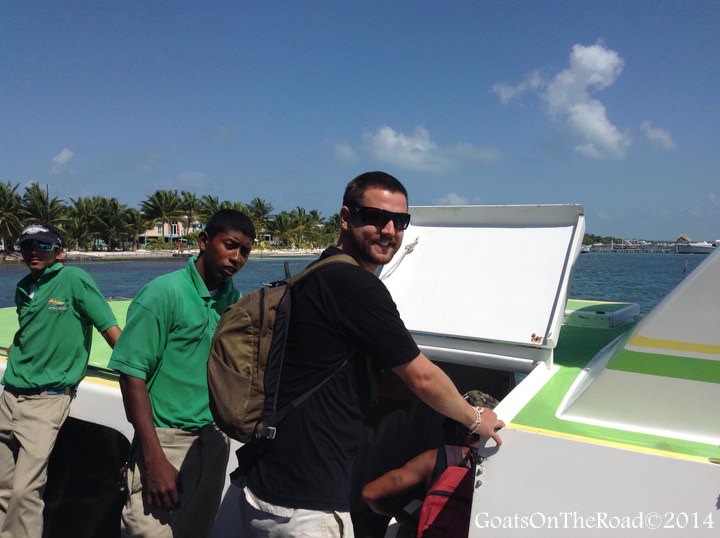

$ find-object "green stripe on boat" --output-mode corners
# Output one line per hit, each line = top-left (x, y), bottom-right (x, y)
(608, 347), (720, 384)
(511, 323), (720, 461)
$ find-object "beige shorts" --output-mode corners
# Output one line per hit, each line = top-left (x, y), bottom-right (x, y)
(0, 389), (72, 538)
(121, 424), (229, 538)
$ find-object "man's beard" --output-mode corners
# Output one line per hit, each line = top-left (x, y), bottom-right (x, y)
(348, 231), (399, 268)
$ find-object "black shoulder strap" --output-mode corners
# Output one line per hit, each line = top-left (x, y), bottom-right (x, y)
(429, 446), (449, 486)
(461, 447), (477, 469)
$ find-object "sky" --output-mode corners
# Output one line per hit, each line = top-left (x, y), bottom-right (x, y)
(1, 1), (718, 240)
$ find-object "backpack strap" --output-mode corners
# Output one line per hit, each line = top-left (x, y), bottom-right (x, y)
(429, 446), (449, 487)
(287, 252), (358, 287)
(256, 253), (359, 440)
(260, 358), (349, 439)
(459, 447), (477, 470)
(429, 445), (475, 485)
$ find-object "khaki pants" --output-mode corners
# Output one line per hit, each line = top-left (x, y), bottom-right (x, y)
(237, 481), (354, 538)
(122, 425), (230, 538)
(0, 389), (72, 538)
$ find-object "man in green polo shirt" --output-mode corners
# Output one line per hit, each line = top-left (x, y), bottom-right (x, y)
(109, 209), (255, 538)
(0, 223), (121, 538)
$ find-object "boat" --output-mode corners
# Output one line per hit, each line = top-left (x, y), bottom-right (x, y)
(1, 204), (718, 537)
(580, 244), (591, 253)
(676, 240), (716, 254)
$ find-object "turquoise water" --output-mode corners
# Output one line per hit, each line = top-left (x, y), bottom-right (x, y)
(0, 253), (708, 313)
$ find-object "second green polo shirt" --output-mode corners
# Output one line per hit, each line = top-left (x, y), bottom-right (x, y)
(4, 263), (117, 390)
(108, 257), (240, 431)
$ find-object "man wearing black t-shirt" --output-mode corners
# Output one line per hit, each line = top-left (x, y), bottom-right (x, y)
(238, 171), (504, 537)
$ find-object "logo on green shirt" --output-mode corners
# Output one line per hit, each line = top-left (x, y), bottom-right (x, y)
(47, 298), (68, 312)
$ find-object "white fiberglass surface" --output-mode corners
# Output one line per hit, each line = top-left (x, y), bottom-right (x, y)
(558, 366), (720, 446)
(626, 247), (720, 360)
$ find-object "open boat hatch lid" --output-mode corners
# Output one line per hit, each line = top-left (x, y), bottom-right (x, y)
(378, 204), (585, 372)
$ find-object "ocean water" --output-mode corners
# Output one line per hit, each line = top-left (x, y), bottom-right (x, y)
(0, 256), (314, 308)
(567, 252), (705, 313)
(0, 252), (708, 314)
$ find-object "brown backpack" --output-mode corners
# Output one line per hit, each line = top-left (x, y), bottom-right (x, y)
(207, 253), (358, 442)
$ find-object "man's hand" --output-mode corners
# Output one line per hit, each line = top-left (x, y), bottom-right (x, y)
(118, 374), (181, 511)
(472, 408), (505, 447)
(143, 455), (181, 509)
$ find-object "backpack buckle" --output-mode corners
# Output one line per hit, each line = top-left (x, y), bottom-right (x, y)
(261, 426), (277, 440)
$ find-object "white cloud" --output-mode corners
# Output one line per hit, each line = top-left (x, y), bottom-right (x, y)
(494, 42), (631, 160)
(177, 171), (210, 188)
(365, 126), (450, 172)
(435, 193), (470, 205)
(492, 71), (543, 104)
(334, 142), (358, 163)
(364, 126), (500, 173)
(51, 148), (74, 174)
(641, 121), (677, 150)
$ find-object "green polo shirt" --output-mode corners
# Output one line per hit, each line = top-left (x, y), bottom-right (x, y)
(108, 257), (239, 431)
(4, 263), (117, 390)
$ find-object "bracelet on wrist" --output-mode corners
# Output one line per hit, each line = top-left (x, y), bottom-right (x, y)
(468, 406), (485, 434)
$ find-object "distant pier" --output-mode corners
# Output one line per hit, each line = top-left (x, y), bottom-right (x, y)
(587, 241), (715, 254)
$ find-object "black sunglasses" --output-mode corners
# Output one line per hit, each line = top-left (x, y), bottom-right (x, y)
(348, 206), (411, 231)
(19, 240), (58, 252)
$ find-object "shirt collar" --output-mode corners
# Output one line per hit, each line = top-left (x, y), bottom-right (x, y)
(19, 262), (64, 291)
(185, 256), (234, 300)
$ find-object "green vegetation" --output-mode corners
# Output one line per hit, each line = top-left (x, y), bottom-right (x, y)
(583, 233), (624, 245)
(0, 181), (340, 252)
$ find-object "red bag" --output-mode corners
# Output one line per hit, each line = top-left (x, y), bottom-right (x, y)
(417, 448), (475, 538)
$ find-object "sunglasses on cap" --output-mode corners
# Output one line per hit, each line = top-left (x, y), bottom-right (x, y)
(19, 240), (58, 252)
(348, 206), (411, 231)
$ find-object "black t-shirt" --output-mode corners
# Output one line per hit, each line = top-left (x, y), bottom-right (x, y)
(246, 247), (420, 511)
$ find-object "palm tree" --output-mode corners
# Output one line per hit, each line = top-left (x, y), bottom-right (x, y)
(197, 195), (240, 221)
(125, 208), (149, 251)
(180, 191), (200, 238)
(95, 198), (128, 250)
(324, 213), (341, 235)
(20, 182), (66, 227)
(66, 196), (100, 250)
(318, 212), (341, 247)
(229, 201), (249, 216)
(248, 197), (273, 234)
(268, 211), (294, 247)
(198, 195), (222, 221)
(308, 209), (323, 225)
(140, 189), (182, 242)
(304, 209), (325, 247)
(0, 181), (23, 250)
(288, 207), (323, 247)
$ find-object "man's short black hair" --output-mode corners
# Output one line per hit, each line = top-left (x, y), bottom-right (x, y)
(342, 171), (408, 208)
(204, 209), (256, 240)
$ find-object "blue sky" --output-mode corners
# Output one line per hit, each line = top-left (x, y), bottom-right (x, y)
(2, 1), (718, 240)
